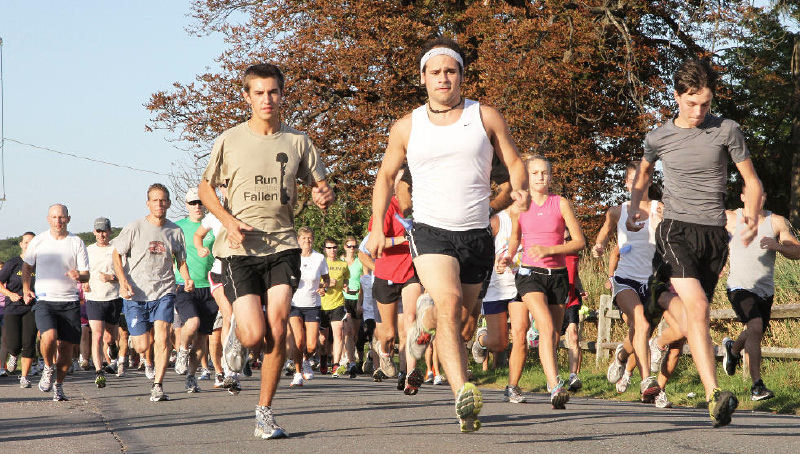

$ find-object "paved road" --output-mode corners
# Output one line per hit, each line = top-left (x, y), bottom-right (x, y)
(1, 368), (799, 453)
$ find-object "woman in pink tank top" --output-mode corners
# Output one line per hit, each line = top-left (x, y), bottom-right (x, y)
(503, 155), (585, 410)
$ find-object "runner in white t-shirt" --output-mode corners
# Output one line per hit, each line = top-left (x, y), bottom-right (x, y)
(287, 227), (329, 387)
(22, 204), (90, 402)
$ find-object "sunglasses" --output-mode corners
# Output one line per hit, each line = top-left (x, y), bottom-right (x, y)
(345, 244), (357, 248)
(325, 246), (337, 249)
(188, 201), (203, 206)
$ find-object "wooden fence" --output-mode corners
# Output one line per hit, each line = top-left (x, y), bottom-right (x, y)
(590, 294), (800, 376)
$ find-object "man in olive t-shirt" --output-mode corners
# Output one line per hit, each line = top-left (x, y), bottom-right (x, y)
(198, 63), (334, 440)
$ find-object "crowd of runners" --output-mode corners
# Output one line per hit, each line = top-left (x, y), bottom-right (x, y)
(2, 37), (800, 437)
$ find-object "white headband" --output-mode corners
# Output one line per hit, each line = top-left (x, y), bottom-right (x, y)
(419, 47), (464, 73)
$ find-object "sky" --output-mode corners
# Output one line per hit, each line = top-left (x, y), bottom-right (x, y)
(0, 1), (226, 238)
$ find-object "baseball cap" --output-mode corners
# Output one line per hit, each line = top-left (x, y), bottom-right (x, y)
(94, 217), (111, 232)
(185, 187), (201, 203)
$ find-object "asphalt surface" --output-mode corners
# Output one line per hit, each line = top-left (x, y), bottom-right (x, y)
(1, 367), (799, 453)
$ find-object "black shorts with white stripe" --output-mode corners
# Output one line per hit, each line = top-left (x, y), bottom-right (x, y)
(221, 249), (301, 304)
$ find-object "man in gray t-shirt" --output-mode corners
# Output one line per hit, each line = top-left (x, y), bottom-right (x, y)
(627, 59), (763, 428)
(113, 183), (192, 402)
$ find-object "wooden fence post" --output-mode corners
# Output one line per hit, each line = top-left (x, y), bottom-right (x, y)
(596, 294), (612, 366)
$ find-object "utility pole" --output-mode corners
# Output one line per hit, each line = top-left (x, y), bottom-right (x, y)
(790, 34), (799, 226)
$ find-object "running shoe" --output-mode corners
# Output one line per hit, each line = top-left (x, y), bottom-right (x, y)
(471, 326), (488, 364)
(290, 372), (304, 387)
(7, 354), (18, 372)
(722, 337), (740, 377)
(433, 375), (446, 386)
(568, 373), (582, 392)
(504, 385), (526, 404)
(649, 337), (665, 374)
(250, 358), (262, 370)
(374, 339), (397, 378)
(644, 275), (667, 325)
(362, 357), (374, 376)
(95, 370), (107, 389)
(243, 357), (253, 377)
(302, 359), (314, 381)
(549, 379), (569, 409)
(224, 315), (246, 373)
(150, 383), (169, 402)
(283, 359), (294, 377)
(640, 376), (660, 403)
(333, 364), (347, 378)
(372, 368), (387, 382)
(53, 383), (68, 401)
(708, 388), (738, 428)
(254, 405), (288, 439)
(750, 380), (775, 401)
(424, 371), (435, 384)
(615, 372), (631, 393)
(405, 368), (423, 395)
(39, 365), (54, 392)
(348, 363), (357, 379)
(198, 368), (211, 381)
(169, 349), (177, 367)
(607, 344), (625, 383)
(117, 359), (126, 378)
(20, 375), (31, 388)
(175, 348), (190, 375)
(186, 374), (200, 393)
(655, 389), (672, 408)
(104, 361), (118, 375)
(396, 371), (406, 391)
(455, 382), (483, 433)
(0, 368), (7, 377)
(145, 363), (156, 380)
(214, 373), (225, 388)
(225, 375), (241, 395)
(79, 355), (90, 371)
(68, 358), (78, 375)
(406, 294), (435, 361)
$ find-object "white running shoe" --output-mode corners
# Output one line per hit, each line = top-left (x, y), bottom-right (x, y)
(655, 389), (672, 408)
(174, 348), (190, 375)
(7, 354), (18, 372)
(302, 359), (314, 380)
(145, 363), (156, 380)
(406, 294), (435, 361)
(39, 365), (54, 392)
(224, 315), (246, 373)
(649, 337), (664, 374)
(290, 372), (304, 387)
(433, 375), (445, 386)
(616, 371), (631, 393)
(607, 344), (625, 383)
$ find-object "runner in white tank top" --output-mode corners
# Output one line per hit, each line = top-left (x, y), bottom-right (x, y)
(366, 37), (529, 433)
(723, 189), (800, 400)
(593, 163), (665, 403)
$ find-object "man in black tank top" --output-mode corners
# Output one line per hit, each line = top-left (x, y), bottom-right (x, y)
(367, 37), (529, 433)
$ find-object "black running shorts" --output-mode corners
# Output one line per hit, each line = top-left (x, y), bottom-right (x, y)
(320, 305), (346, 328)
(654, 219), (728, 301)
(34, 300), (82, 344)
(372, 275), (420, 304)
(560, 303), (580, 336)
(86, 298), (123, 325)
(408, 223), (494, 285)
(289, 306), (321, 323)
(175, 287), (219, 335)
(515, 266), (569, 306)
(727, 289), (773, 329)
(221, 249), (301, 304)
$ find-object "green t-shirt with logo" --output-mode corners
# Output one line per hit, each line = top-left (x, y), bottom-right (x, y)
(344, 257), (362, 301)
(175, 217), (215, 288)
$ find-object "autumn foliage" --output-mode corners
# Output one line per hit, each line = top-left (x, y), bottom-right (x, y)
(146, 1), (800, 235)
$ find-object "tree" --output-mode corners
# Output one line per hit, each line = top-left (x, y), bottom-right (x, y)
(146, 0), (799, 235)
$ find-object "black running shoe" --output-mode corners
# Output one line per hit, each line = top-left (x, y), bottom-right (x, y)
(722, 337), (740, 377)
(348, 364), (357, 379)
(396, 371), (406, 391)
(750, 380), (775, 401)
(708, 388), (738, 428)
(372, 369), (386, 382)
(405, 368), (423, 396)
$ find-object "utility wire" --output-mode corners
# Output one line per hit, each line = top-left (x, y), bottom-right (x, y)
(5, 138), (171, 176)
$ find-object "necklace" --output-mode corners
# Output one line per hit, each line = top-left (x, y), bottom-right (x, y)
(427, 96), (463, 114)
